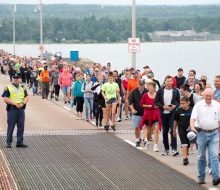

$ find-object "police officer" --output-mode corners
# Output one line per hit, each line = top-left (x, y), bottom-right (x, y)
(2, 73), (29, 148)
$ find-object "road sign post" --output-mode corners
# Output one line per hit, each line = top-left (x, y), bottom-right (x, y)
(128, 38), (140, 53)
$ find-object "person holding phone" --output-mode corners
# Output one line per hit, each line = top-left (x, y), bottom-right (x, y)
(154, 75), (180, 156)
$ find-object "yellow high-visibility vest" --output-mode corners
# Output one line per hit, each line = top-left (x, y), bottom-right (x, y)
(7, 84), (25, 104)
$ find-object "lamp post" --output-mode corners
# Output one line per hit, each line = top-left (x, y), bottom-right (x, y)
(40, 0), (43, 60)
(132, 0), (136, 69)
(13, 3), (16, 55)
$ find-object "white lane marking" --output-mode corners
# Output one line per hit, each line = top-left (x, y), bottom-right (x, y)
(124, 139), (143, 150)
(91, 121), (96, 125)
(63, 106), (71, 111)
(209, 188), (218, 190)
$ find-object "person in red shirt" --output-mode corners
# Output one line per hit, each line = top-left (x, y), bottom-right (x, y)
(122, 70), (132, 120)
(140, 82), (161, 152)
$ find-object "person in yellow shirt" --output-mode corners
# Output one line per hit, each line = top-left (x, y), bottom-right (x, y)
(2, 74), (29, 148)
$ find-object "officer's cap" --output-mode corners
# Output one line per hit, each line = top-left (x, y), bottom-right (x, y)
(12, 74), (21, 79)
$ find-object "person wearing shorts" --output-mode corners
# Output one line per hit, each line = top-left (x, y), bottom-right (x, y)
(129, 79), (147, 147)
(58, 65), (72, 104)
(102, 72), (120, 131)
(173, 96), (192, 165)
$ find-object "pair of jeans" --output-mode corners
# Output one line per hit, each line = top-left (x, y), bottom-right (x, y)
(7, 108), (25, 145)
(32, 81), (38, 95)
(42, 82), (49, 98)
(160, 112), (177, 150)
(197, 130), (219, 182)
(84, 97), (93, 119)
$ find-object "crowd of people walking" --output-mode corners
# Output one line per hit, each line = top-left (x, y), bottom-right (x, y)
(1, 49), (220, 185)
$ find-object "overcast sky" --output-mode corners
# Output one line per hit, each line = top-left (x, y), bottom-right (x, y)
(0, 0), (220, 5)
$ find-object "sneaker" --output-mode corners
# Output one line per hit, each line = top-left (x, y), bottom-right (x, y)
(213, 177), (220, 186)
(68, 101), (71, 104)
(197, 181), (205, 185)
(64, 101), (67, 104)
(125, 115), (130, 120)
(153, 144), (159, 152)
(116, 116), (121, 122)
(144, 141), (149, 149)
(209, 168), (212, 174)
(96, 121), (98, 127)
(104, 125), (109, 132)
(99, 123), (102, 127)
(6, 144), (11, 148)
(136, 141), (141, 147)
(162, 150), (169, 156)
(172, 150), (179, 157)
(183, 158), (189, 165)
(111, 125), (116, 131)
(16, 143), (28, 148)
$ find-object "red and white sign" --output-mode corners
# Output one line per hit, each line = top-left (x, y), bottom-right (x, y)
(128, 38), (140, 53)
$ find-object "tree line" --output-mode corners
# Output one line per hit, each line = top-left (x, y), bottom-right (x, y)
(0, 5), (220, 43)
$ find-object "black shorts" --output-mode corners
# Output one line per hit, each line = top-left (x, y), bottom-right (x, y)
(144, 120), (158, 126)
(178, 126), (190, 147)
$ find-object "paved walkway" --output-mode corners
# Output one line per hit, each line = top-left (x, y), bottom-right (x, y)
(0, 74), (216, 189)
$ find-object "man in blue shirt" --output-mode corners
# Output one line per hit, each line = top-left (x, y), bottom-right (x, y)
(214, 75), (220, 103)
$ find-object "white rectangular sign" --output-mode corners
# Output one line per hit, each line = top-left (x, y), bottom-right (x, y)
(128, 38), (140, 53)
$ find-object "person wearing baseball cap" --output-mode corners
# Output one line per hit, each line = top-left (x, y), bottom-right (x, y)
(175, 68), (186, 89)
(2, 72), (29, 148)
(129, 78), (147, 147)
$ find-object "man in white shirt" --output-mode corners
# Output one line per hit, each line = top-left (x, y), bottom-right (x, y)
(190, 88), (220, 186)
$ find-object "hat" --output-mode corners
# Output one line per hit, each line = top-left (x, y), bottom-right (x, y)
(187, 131), (197, 143)
(143, 65), (150, 69)
(147, 72), (154, 78)
(12, 73), (21, 79)
(132, 70), (139, 75)
(178, 68), (183, 72)
(95, 68), (99, 72)
(138, 79), (145, 86)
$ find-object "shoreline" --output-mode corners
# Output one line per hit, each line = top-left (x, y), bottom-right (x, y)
(1, 40), (220, 45)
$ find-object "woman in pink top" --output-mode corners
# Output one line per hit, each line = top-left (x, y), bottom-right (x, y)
(58, 65), (73, 104)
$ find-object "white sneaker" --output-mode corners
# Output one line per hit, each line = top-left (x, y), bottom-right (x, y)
(125, 115), (130, 120)
(144, 141), (149, 149)
(171, 150), (179, 157)
(116, 116), (121, 122)
(153, 144), (159, 152)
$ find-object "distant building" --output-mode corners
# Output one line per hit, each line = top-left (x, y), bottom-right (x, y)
(150, 30), (210, 42)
